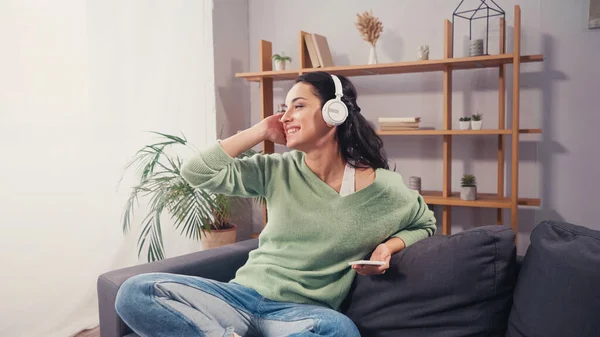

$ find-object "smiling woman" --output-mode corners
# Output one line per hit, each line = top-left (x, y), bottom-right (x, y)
(114, 71), (436, 337)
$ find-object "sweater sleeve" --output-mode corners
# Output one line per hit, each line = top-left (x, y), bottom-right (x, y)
(392, 191), (437, 247)
(180, 142), (268, 197)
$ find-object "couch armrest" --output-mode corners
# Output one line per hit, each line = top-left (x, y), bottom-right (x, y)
(97, 238), (258, 337)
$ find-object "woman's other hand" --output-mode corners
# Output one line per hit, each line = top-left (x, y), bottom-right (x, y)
(352, 244), (391, 276)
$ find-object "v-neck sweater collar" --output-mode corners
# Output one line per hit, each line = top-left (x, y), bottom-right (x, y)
(299, 153), (386, 201)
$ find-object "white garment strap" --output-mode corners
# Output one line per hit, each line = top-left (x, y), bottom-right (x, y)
(339, 163), (355, 196)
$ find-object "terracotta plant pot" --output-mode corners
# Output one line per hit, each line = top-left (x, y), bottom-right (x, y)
(461, 186), (477, 200)
(201, 223), (237, 249)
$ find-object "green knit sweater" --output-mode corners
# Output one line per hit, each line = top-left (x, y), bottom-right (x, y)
(181, 142), (436, 310)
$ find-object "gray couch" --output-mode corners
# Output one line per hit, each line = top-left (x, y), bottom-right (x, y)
(98, 221), (600, 337)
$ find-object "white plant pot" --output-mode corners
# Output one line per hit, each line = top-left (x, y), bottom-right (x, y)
(471, 120), (483, 130)
(459, 121), (471, 130)
(273, 60), (285, 71)
(461, 186), (477, 200)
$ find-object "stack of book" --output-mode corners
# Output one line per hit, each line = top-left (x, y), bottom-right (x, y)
(378, 117), (421, 131)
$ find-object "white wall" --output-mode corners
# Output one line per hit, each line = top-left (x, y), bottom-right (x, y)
(213, 0), (256, 240)
(242, 0), (600, 252)
(0, 1), (215, 336)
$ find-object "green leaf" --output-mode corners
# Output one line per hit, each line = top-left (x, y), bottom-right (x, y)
(137, 237), (147, 258)
(137, 215), (154, 259)
(151, 226), (165, 260)
(148, 131), (187, 145)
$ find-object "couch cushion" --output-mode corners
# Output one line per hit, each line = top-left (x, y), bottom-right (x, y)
(340, 225), (517, 337)
(506, 220), (600, 337)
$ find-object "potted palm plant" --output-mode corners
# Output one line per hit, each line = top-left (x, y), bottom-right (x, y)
(120, 131), (258, 262)
(272, 52), (292, 71)
(460, 174), (477, 201)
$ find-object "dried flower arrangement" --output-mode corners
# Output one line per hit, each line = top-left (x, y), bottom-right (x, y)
(355, 10), (383, 47)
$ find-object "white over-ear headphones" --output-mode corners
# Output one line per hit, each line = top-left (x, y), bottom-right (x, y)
(321, 74), (348, 126)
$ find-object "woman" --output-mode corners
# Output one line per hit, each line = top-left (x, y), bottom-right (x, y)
(115, 71), (436, 337)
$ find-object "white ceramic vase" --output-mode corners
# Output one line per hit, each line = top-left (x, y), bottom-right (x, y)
(460, 121), (471, 130)
(461, 186), (477, 200)
(418, 45), (430, 60)
(471, 120), (483, 130)
(368, 44), (378, 64)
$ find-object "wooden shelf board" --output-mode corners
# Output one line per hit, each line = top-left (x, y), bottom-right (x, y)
(377, 128), (541, 135)
(421, 190), (540, 208)
(237, 69), (299, 82)
(518, 128), (542, 134)
(235, 54), (544, 82)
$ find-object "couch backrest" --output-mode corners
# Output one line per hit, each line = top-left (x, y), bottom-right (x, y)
(506, 220), (600, 337)
(340, 225), (518, 337)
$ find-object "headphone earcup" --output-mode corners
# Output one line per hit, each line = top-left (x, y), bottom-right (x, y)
(322, 98), (348, 126)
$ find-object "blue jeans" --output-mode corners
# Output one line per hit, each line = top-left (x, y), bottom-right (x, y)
(115, 272), (361, 337)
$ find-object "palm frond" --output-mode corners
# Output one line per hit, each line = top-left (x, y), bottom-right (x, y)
(122, 187), (140, 234)
(137, 214), (155, 259)
(169, 184), (219, 238)
(148, 131), (187, 145)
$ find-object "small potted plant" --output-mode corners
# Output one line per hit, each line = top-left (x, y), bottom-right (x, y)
(460, 174), (477, 201)
(459, 116), (471, 130)
(471, 113), (483, 130)
(272, 52), (292, 71)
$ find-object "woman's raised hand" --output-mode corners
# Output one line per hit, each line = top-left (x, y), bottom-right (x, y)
(258, 114), (287, 145)
(219, 113), (286, 159)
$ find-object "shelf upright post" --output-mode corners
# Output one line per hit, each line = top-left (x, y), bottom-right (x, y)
(497, 17), (506, 226)
(442, 19), (453, 235)
(259, 40), (274, 227)
(511, 6), (522, 235)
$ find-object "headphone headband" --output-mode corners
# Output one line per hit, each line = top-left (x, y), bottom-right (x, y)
(331, 74), (343, 98)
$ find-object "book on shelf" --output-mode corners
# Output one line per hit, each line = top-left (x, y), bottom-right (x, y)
(380, 125), (420, 131)
(378, 117), (421, 130)
(303, 32), (334, 68)
(378, 117), (421, 123)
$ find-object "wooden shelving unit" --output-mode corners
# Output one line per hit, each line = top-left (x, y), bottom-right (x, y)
(236, 5), (542, 236)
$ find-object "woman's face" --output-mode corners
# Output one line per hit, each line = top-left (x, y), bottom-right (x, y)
(280, 82), (334, 151)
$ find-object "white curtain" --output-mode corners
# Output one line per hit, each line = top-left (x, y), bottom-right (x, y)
(0, 1), (215, 336)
